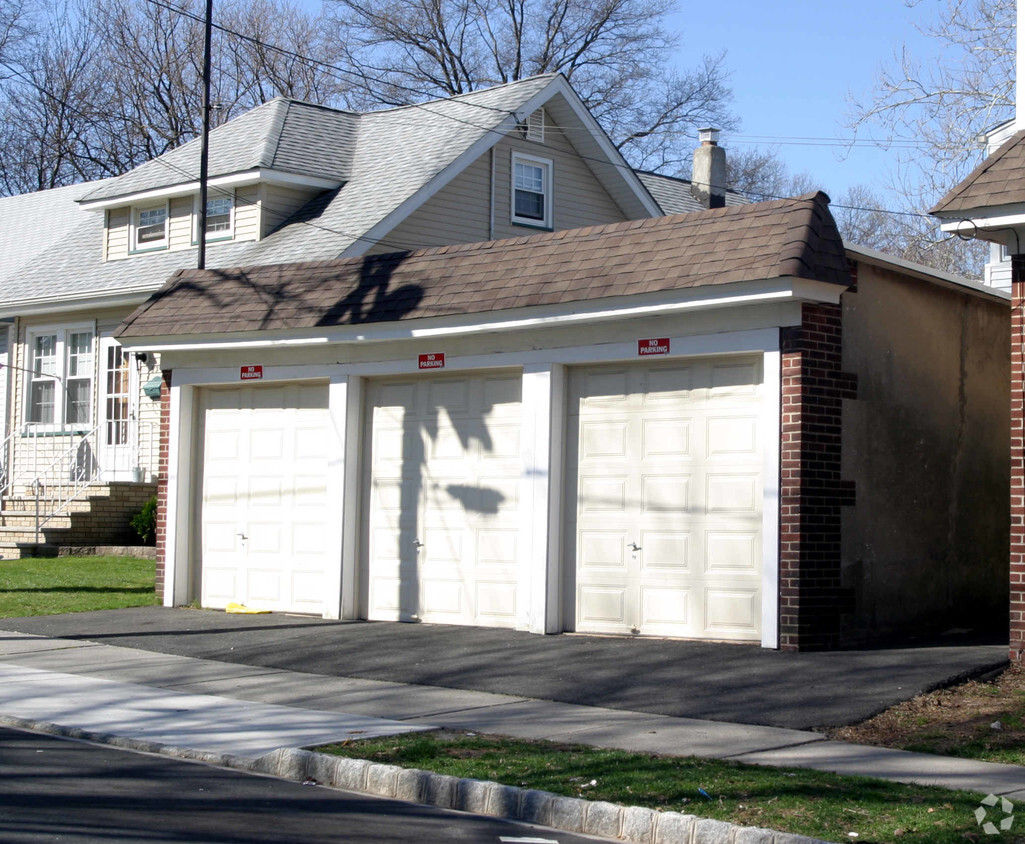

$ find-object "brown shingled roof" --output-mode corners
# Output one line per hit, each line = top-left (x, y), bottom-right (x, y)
(116, 191), (848, 340)
(931, 131), (1025, 215)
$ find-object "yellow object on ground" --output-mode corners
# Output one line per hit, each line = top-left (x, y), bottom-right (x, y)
(225, 602), (270, 614)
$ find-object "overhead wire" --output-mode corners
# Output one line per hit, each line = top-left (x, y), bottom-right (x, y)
(4, 0), (962, 234)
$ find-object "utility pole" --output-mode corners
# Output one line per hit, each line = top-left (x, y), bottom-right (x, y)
(197, 0), (214, 270)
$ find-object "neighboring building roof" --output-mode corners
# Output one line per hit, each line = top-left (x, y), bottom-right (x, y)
(79, 99), (359, 204)
(930, 130), (1025, 215)
(635, 171), (749, 214)
(117, 192), (849, 340)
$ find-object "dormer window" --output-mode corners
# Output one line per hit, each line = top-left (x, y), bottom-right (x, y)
(206, 195), (233, 234)
(133, 204), (168, 251)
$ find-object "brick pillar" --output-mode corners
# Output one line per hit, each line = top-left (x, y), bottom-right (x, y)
(1011, 256), (1025, 662)
(778, 302), (856, 651)
(154, 369), (172, 603)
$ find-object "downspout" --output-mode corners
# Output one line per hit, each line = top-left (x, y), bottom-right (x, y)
(489, 147), (496, 240)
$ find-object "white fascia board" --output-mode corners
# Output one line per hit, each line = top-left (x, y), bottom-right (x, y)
(78, 169), (342, 211)
(846, 242), (1010, 303)
(935, 203), (1025, 232)
(340, 111), (522, 259)
(0, 288), (158, 319)
(523, 78), (661, 219)
(117, 276), (846, 353)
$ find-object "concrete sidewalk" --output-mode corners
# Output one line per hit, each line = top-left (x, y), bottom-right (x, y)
(3, 628), (1025, 801)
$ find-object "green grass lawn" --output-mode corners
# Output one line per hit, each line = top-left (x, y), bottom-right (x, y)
(318, 732), (1012, 844)
(0, 555), (159, 617)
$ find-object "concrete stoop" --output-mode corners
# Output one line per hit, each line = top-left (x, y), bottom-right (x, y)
(0, 714), (833, 844)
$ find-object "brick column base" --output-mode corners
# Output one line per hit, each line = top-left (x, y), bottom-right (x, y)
(778, 302), (856, 651)
(155, 369), (172, 603)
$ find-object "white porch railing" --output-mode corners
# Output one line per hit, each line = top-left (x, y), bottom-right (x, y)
(0, 420), (155, 544)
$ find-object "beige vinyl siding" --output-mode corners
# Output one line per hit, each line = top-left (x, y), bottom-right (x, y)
(493, 130), (627, 237)
(261, 184), (320, 238)
(369, 115), (629, 254)
(234, 184), (260, 241)
(168, 196), (194, 250)
(105, 208), (130, 261)
(366, 155), (492, 255)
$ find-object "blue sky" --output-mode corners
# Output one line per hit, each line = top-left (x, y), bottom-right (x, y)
(303, 0), (942, 200)
(671, 0), (933, 200)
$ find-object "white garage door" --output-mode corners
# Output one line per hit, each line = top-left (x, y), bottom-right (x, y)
(565, 356), (764, 640)
(364, 372), (522, 627)
(199, 382), (333, 614)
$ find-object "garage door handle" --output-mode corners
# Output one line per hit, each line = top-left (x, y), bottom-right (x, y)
(413, 539), (423, 550)
(628, 542), (642, 552)
(237, 532), (248, 541)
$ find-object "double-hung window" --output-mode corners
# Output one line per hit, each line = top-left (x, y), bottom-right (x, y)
(511, 152), (553, 229)
(134, 204), (168, 250)
(25, 326), (95, 429)
(196, 193), (234, 241)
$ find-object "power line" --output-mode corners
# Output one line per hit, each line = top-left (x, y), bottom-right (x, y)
(0, 6), (954, 236)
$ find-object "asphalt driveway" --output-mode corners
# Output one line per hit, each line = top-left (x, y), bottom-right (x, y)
(0, 607), (1008, 730)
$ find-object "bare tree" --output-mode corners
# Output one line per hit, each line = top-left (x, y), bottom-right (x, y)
(0, 0), (347, 194)
(723, 146), (820, 200)
(834, 184), (987, 277)
(326, 0), (736, 169)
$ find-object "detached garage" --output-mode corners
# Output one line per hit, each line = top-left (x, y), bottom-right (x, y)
(117, 192), (1010, 651)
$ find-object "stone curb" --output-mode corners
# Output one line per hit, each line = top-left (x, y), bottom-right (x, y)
(0, 715), (834, 844)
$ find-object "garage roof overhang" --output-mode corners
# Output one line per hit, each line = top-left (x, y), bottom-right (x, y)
(115, 275), (842, 353)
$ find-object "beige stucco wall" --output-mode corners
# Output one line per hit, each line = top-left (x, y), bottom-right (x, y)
(840, 262), (1010, 642)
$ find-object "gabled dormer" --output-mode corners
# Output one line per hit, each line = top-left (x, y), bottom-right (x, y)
(77, 98), (358, 261)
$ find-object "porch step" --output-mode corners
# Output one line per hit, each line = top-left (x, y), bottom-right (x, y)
(0, 482), (157, 559)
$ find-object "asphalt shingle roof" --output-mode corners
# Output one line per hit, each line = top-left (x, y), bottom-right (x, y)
(931, 130), (1025, 215)
(79, 99), (358, 204)
(636, 171), (749, 214)
(116, 191), (849, 339)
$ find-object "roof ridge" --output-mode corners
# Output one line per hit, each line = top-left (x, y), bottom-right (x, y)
(263, 98), (291, 169)
(930, 130), (1025, 215)
(361, 73), (560, 116)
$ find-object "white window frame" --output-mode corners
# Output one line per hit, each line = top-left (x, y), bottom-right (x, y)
(131, 202), (169, 252)
(192, 190), (235, 243)
(23, 323), (96, 432)
(511, 151), (553, 230)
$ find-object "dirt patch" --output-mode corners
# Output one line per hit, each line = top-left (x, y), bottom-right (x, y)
(829, 665), (1025, 763)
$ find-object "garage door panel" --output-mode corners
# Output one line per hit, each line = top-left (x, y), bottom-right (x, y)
(568, 357), (763, 640)
(704, 588), (759, 637)
(365, 373), (522, 627)
(579, 476), (628, 513)
(705, 532), (759, 572)
(580, 420), (628, 458)
(711, 362), (759, 395)
(199, 383), (332, 614)
(639, 531), (690, 570)
(706, 416), (758, 457)
(477, 529), (518, 565)
(641, 475), (690, 514)
(579, 531), (627, 568)
(579, 586), (628, 625)
(642, 365), (694, 401)
(705, 474), (759, 512)
(641, 419), (691, 459)
(641, 587), (691, 629)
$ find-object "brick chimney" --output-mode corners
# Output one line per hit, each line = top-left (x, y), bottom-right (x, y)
(691, 127), (726, 209)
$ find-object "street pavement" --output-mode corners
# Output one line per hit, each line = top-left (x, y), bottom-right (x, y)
(2, 622), (1025, 801)
(0, 606), (1009, 729)
(0, 727), (605, 844)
